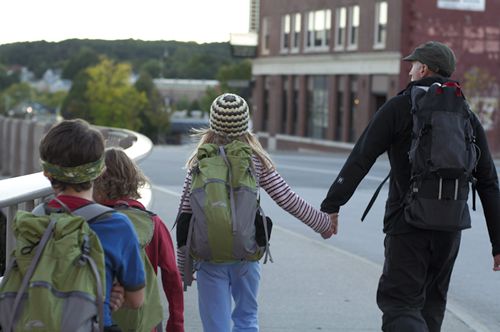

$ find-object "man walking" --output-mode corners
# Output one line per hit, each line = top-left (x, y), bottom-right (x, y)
(320, 41), (500, 332)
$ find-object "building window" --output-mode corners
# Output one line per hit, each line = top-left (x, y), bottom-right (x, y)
(348, 5), (360, 50)
(374, 2), (388, 49)
(262, 17), (270, 54)
(306, 9), (331, 50)
(307, 76), (329, 139)
(291, 13), (301, 52)
(281, 14), (291, 53)
(334, 7), (347, 50)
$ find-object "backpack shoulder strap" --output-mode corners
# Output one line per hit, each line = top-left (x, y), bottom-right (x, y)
(361, 172), (391, 222)
(73, 203), (115, 223)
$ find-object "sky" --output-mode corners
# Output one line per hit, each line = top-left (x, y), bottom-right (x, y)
(0, 0), (251, 45)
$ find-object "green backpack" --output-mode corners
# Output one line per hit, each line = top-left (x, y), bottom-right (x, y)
(0, 202), (112, 332)
(182, 141), (272, 288)
(111, 204), (164, 332)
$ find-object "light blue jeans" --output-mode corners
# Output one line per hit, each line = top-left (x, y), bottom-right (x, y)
(196, 261), (261, 332)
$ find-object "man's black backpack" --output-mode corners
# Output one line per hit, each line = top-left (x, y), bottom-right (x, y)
(404, 81), (479, 231)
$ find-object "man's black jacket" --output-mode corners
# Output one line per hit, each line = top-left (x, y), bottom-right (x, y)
(320, 76), (500, 256)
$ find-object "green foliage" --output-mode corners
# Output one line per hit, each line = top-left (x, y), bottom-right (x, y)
(0, 39), (234, 80)
(134, 72), (169, 143)
(0, 63), (20, 90)
(0, 82), (34, 114)
(85, 57), (146, 131)
(175, 96), (191, 111)
(61, 71), (92, 121)
(37, 91), (67, 110)
(199, 86), (222, 114)
(216, 60), (252, 94)
(140, 59), (162, 78)
(216, 60), (252, 82)
(0, 82), (66, 115)
(197, 60), (252, 115)
(62, 47), (100, 80)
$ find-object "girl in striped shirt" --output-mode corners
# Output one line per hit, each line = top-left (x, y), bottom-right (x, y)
(176, 93), (336, 332)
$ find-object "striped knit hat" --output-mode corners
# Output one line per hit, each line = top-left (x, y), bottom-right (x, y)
(210, 93), (250, 137)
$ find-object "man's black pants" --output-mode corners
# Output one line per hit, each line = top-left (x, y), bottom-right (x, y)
(377, 229), (461, 332)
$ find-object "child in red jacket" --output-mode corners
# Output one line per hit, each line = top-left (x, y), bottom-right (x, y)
(94, 147), (184, 332)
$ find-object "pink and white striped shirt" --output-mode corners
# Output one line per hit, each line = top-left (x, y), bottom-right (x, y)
(176, 155), (332, 271)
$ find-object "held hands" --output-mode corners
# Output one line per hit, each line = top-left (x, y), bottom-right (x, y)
(321, 213), (339, 239)
(110, 282), (125, 311)
(493, 254), (500, 271)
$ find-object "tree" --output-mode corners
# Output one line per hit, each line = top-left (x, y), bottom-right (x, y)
(0, 64), (20, 91)
(175, 96), (191, 111)
(61, 71), (93, 121)
(85, 57), (146, 130)
(0, 82), (34, 114)
(62, 47), (100, 80)
(199, 86), (222, 114)
(140, 59), (162, 78)
(216, 60), (252, 93)
(134, 72), (169, 142)
(37, 91), (67, 110)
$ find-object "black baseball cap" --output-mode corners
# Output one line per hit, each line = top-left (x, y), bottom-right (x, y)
(403, 41), (456, 77)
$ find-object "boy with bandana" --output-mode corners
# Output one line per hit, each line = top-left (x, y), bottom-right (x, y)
(39, 119), (145, 331)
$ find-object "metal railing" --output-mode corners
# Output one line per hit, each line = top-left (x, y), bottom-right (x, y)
(0, 126), (154, 280)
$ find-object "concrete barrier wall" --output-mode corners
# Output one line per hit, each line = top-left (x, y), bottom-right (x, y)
(0, 116), (54, 177)
(0, 116), (148, 177)
(9, 119), (22, 177)
(19, 120), (36, 175)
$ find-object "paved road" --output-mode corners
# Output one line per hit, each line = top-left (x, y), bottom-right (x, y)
(140, 144), (500, 331)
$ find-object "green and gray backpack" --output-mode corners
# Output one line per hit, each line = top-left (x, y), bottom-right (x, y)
(182, 140), (272, 288)
(0, 202), (112, 332)
(110, 203), (164, 332)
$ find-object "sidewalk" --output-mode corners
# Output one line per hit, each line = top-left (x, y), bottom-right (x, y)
(159, 224), (475, 331)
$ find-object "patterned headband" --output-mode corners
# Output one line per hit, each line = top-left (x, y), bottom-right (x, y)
(41, 157), (105, 184)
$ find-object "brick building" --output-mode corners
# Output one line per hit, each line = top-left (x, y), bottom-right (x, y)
(252, 0), (500, 154)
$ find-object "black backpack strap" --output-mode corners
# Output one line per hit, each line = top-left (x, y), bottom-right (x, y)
(361, 172), (391, 222)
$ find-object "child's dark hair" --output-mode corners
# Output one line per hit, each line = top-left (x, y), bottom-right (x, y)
(94, 148), (147, 200)
(39, 119), (105, 192)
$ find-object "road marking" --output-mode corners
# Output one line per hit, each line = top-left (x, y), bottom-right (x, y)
(152, 185), (490, 332)
(152, 185), (181, 197)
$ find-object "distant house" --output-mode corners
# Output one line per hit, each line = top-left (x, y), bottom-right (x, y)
(31, 69), (71, 93)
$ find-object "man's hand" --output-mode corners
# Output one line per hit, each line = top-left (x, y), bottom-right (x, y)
(493, 254), (500, 271)
(321, 213), (339, 239)
(110, 282), (125, 312)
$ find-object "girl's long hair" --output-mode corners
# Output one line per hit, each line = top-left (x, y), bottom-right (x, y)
(94, 147), (148, 200)
(186, 128), (275, 171)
